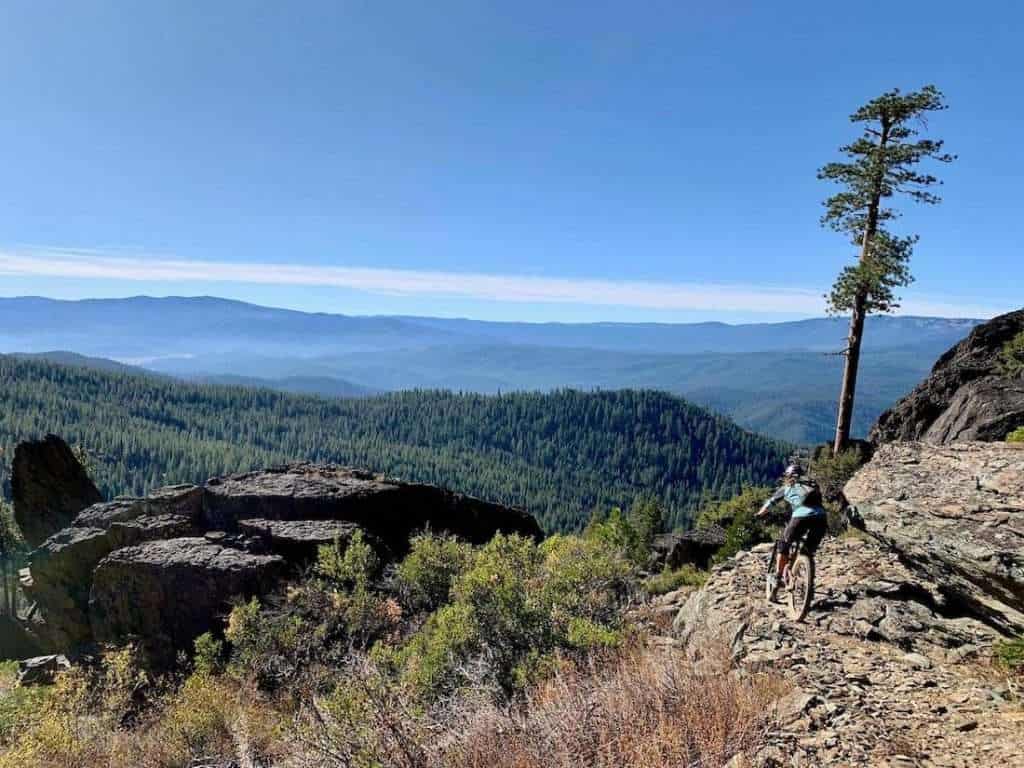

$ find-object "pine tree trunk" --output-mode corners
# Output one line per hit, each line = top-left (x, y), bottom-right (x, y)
(833, 120), (890, 455)
(833, 293), (867, 454)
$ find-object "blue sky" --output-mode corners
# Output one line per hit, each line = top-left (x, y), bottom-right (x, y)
(0, 1), (1020, 322)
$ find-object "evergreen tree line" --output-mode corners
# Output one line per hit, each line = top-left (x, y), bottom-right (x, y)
(0, 355), (788, 532)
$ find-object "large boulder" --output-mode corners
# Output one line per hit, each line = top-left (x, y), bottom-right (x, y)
(871, 308), (1024, 444)
(11, 435), (102, 547)
(90, 538), (286, 664)
(201, 464), (543, 552)
(19, 462), (541, 659)
(844, 441), (1024, 635)
(651, 525), (726, 570)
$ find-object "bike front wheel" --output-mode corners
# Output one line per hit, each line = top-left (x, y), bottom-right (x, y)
(787, 553), (814, 621)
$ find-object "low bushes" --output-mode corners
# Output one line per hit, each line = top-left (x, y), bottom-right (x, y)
(0, 516), (789, 768)
(643, 564), (707, 595)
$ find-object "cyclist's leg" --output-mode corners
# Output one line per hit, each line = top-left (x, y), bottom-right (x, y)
(804, 514), (828, 555)
(777, 516), (802, 577)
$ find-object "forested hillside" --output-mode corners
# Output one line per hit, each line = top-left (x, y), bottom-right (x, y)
(0, 297), (979, 444)
(0, 355), (786, 531)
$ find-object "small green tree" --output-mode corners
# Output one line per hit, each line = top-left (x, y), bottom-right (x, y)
(820, 85), (954, 454)
(628, 497), (664, 557)
(998, 331), (1024, 377)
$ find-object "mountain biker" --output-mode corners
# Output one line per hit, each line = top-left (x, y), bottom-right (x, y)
(756, 463), (827, 595)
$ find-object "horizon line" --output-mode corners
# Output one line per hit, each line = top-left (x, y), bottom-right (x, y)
(0, 247), (1013, 321)
(0, 292), (990, 327)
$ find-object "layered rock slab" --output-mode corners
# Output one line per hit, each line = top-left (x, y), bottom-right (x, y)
(651, 525), (726, 570)
(201, 464), (542, 552)
(24, 485), (203, 648)
(845, 441), (1024, 635)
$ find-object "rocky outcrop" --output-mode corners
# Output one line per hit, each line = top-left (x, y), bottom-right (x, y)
(871, 308), (1024, 444)
(24, 485), (204, 649)
(11, 435), (102, 547)
(200, 464), (540, 553)
(671, 440), (1024, 767)
(20, 460), (541, 660)
(651, 525), (726, 570)
(90, 538), (286, 663)
(845, 441), (1024, 635)
(16, 654), (71, 686)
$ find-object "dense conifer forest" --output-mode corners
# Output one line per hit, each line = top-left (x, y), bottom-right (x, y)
(0, 355), (787, 531)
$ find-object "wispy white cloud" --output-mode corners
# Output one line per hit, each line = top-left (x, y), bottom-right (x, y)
(0, 247), (1009, 318)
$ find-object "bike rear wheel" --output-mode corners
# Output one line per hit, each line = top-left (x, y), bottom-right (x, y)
(788, 553), (814, 621)
(765, 544), (780, 603)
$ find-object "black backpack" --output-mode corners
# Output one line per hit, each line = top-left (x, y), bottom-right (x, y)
(798, 479), (823, 508)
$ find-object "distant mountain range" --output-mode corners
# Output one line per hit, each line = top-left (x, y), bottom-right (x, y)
(0, 295), (984, 443)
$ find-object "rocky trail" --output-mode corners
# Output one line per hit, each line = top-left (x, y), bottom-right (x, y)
(669, 441), (1024, 767)
(674, 537), (1022, 767)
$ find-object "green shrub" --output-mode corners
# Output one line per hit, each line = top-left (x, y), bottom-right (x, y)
(316, 530), (379, 590)
(396, 533), (474, 612)
(999, 330), (1024, 377)
(810, 446), (868, 495)
(192, 632), (225, 677)
(627, 497), (665, 560)
(994, 636), (1024, 673)
(695, 486), (773, 530)
(565, 617), (622, 651)
(642, 564), (707, 596)
(0, 661), (52, 745)
(540, 533), (634, 629)
(394, 532), (632, 699)
(395, 602), (481, 697)
(1007, 427), (1024, 443)
(224, 597), (304, 685)
(694, 486), (777, 564)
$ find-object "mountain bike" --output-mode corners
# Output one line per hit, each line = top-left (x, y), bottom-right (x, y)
(765, 531), (815, 621)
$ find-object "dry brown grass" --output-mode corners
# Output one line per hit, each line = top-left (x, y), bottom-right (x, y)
(440, 645), (786, 768)
(1, 642), (785, 768)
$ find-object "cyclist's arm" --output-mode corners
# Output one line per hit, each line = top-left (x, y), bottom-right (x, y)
(756, 487), (785, 517)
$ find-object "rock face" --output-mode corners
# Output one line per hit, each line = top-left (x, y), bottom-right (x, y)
(11, 435), (103, 547)
(20, 461), (541, 659)
(871, 308), (1024, 444)
(24, 485), (204, 649)
(90, 538), (286, 662)
(650, 525), (726, 570)
(671, 440), (1024, 767)
(844, 441), (1024, 635)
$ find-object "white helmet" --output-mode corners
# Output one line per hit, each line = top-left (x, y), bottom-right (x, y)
(783, 463), (802, 479)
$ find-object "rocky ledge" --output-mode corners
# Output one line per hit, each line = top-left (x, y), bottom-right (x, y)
(871, 308), (1024, 444)
(672, 442), (1024, 767)
(17, 450), (541, 661)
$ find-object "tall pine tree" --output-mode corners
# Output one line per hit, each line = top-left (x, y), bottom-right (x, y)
(819, 85), (954, 453)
